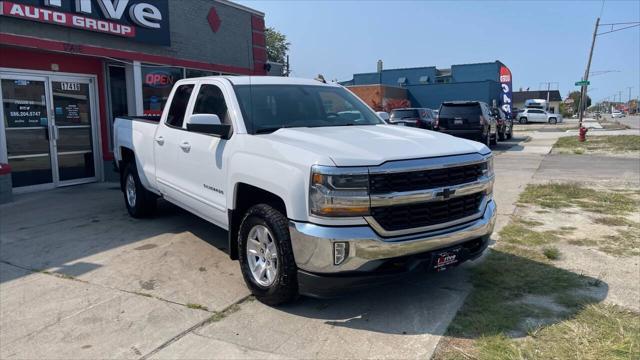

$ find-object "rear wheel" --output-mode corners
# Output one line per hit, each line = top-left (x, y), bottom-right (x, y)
(122, 162), (156, 218)
(498, 125), (506, 141)
(239, 204), (298, 305)
(519, 117), (528, 124)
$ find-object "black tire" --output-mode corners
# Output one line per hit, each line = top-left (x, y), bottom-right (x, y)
(238, 204), (298, 305)
(519, 117), (528, 124)
(122, 162), (156, 218)
(507, 121), (513, 139)
(548, 117), (557, 125)
(498, 127), (506, 141)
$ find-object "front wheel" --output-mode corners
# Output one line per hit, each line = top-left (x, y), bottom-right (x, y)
(122, 162), (156, 218)
(239, 204), (298, 305)
(519, 117), (528, 124)
(498, 126), (506, 141)
(548, 117), (557, 125)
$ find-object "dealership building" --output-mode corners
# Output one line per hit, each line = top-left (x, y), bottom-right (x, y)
(342, 61), (513, 115)
(0, 0), (266, 195)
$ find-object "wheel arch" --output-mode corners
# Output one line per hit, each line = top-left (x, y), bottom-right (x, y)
(227, 182), (288, 260)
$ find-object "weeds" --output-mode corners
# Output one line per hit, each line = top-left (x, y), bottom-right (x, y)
(543, 247), (561, 260)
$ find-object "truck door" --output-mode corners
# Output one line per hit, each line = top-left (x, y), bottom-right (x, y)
(174, 81), (231, 227)
(153, 83), (196, 203)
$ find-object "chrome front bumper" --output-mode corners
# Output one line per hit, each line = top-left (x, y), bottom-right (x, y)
(290, 199), (496, 273)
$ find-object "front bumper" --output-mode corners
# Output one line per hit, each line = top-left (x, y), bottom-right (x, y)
(289, 199), (496, 274)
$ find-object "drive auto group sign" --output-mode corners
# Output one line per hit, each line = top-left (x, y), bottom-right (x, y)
(0, 0), (170, 45)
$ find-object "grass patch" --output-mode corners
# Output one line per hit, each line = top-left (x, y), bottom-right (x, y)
(543, 247), (561, 260)
(499, 223), (560, 246)
(446, 249), (589, 338)
(515, 218), (544, 227)
(461, 304), (640, 360)
(592, 216), (637, 227)
(519, 183), (639, 215)
(554, 135), (640, 153)
(186, 303), (209, 311)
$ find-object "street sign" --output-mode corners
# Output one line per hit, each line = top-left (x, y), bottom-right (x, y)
(575, 80), (590, 86)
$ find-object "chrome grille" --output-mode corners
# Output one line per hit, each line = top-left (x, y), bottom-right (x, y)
(369, 163), (483, 194)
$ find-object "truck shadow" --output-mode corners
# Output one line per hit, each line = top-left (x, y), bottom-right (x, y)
(274, 249), (608, 337)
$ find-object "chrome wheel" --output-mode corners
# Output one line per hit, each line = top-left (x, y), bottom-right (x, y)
(125, 174), (137, 208)
(246, 225), (278, 287)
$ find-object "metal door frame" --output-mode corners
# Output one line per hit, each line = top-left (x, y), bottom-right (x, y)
(0, 68), (102, 193)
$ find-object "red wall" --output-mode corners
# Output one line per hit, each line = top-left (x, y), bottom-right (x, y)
(0, 46), (112, 160)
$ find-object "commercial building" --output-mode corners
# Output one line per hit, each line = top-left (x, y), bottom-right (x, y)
(342, 61), (513, 115)
(0, 0), (266, 194)
(512, 90), (562, 114)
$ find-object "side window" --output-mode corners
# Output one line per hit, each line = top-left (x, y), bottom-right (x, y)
(193, 84), (230, 124)
(166, 84), (194, 128)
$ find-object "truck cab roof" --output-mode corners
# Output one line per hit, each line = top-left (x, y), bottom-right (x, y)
(180, 76), (339, 87)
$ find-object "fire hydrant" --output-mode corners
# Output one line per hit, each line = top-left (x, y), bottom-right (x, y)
(579, 126), (588, 142)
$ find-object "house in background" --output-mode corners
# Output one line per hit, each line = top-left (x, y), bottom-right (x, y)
(513, 90), (563, 114)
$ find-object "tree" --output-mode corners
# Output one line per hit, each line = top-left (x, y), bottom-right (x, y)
(566, 91), (591, 113)
(265, 27), (290, 64)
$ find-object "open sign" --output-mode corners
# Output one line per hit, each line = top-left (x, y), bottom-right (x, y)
(144, 71), (174, 88)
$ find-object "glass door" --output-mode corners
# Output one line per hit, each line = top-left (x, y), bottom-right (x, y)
(0, 75), (55, 190)
(50, 77), (98, 185)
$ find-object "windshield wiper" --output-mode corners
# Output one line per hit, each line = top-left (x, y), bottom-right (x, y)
(254, 127), (285, 134)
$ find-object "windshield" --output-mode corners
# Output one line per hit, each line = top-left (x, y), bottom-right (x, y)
(391, 109), (420, 120)
(439, 104), (481, 118)
(234, 85), (383, 134)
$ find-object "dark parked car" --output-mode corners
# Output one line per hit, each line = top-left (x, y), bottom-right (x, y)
(492, 108), (513, 140)
(389, 108), (436, 129)
(436, 101), (497, 146)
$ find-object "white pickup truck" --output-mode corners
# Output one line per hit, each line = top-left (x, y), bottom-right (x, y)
(113, 76), (496, 305)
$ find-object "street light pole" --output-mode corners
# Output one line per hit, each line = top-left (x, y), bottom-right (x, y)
(578, 17), (600, 128)
(627, 87), (633, 113)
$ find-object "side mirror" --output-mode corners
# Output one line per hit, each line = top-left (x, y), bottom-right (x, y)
(186, 114), (231, 139)
(376, 111), (390, 122)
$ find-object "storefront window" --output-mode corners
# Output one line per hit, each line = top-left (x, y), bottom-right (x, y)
(141, 65), (183, 116)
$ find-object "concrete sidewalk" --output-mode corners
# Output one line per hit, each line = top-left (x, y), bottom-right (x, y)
(0, 130), (564, 359)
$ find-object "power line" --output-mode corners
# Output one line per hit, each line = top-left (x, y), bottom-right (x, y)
(597, 23), (640, 36)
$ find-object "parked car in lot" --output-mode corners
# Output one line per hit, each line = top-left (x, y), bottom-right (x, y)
(492, 108), (513, 141)
(114, 76), (496, 305)
(516, 108), (562, 124)
(611, 111), (625, 118)
(389, 108), (437, 129)
(435, 101), (498, 147)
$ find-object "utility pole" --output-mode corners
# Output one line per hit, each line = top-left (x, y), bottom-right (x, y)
(578, 17), (600, 128)
(627, 86), (633, 113)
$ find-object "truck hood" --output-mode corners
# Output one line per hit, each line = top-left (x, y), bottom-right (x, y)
(266, 125), (489, 166)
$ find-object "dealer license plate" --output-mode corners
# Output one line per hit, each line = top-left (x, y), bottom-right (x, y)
(432, 247), (462, 272)
(454, 119), (463, 125)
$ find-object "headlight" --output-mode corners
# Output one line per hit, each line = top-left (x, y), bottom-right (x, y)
(309, 166), (370, 217)
(482, 156), (494, 177)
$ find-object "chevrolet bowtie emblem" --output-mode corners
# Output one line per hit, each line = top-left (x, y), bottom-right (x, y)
(437, 188), (455, 200)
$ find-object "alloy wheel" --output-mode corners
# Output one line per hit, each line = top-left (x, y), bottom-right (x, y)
(126, 174), (137, 208)
(246, 225), (279, 287)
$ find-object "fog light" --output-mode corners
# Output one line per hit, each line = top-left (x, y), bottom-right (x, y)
(333, 242), (349, 265)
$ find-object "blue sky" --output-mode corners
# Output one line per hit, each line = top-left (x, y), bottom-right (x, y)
(239, 0), (640, 103)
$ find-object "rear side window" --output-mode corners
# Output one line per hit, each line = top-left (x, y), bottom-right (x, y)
(166, 84), (194, 128)
(391, 109), (420, 119)
(193, 84), (230, 124)
(439, 104), (481, 118)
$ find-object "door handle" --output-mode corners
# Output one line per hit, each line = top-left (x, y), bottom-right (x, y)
(179, 141), (191, 152)
(155, 136), (165, 145)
